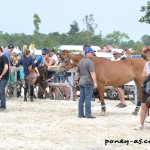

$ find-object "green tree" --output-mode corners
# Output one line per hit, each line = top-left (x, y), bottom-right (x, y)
(82, 14), (98, 43)
(68, 21), (79, 35)
(139, 1), (150, 24)
(134, 41), (144, 54)
(141, 34), (150, 46)
(105, 31), (129, 47)
(33, 13), (41, 46)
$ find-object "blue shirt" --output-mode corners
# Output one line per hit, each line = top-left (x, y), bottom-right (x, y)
(34, 55), (44, 67)
(16, 56), (34, 77)
(3, 49), (11, 63)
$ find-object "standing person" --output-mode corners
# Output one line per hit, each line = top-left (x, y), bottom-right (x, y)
(81, 44), (91, 55)
(16, 50), (36, 102)
(0, 47), (9, 110)
(3, 44), (14, 64)
(112, 51), (127, 108)
(135, 47), (150, 130)
(75, 47), (97, 119)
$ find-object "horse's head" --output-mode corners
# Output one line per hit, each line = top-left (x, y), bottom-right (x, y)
(60, 50), (70, 59)
(61, 57), (74, 71)
(141, 46), (150, 61)
(59, 50), (73, 70)
(60, 50), (84, 71)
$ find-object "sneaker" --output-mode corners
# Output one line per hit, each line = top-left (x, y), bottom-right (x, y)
(86, 115), (96, 119)
(78, 115), (85, 118)
(134, 124), (143, 130)
(0, 107), (6, 111)
(145, 117), (150, 123)
(116, 103), (122, 107)
(116, 103), (127, 108)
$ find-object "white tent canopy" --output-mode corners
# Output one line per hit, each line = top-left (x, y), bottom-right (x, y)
(13, 47), (21, 54)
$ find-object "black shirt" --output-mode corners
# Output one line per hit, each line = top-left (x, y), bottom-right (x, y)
(0, 54), (9, 80)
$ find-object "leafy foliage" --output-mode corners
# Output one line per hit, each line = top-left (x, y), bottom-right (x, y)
(139, 1), (150, 24)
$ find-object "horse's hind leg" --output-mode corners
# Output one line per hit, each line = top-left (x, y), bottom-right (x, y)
(132, 80), (142, 115)
(98, 86), (106, 115)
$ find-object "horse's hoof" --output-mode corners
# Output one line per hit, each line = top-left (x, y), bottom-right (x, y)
(101, 111), (105, 116)
(132, 111), (138, 115)
(101, 109), (106, 116)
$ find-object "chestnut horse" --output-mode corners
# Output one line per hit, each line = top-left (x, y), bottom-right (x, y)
(60, 50), (146, 115)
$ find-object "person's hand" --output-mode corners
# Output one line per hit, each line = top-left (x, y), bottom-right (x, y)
(48, 66), (52, 71)
(74, 80), (78, 85)
(0, 75), (2, 80)
(94, 82), (97, 89)
(11, 69), (14, 74)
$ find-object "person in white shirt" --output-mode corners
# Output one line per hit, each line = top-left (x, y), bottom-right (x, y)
(47, 49), (59, 70)
(135, 46), (150, 130)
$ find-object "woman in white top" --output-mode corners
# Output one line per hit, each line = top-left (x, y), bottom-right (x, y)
(135, 47), (150, 130)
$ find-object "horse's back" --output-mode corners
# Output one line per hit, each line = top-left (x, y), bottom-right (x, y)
(93, 57), (146, 86)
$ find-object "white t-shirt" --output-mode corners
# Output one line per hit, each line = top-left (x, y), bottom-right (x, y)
(51, 54), (59, 65)
(145, 61), (150, 74)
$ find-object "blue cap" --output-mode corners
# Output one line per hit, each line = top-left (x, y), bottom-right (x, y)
(42, 48), (49, 55)
(85, 47), (96, 53)
(42, 48), (48, 51)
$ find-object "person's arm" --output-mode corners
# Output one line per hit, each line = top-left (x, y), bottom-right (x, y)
(35, 67), (40, 76)
(0, 64), (8, 80)
(47, 64), (59, 71)
(48, 58), (55, 66)
(75, 72), (79, 81)
(91, 72), (97, 88)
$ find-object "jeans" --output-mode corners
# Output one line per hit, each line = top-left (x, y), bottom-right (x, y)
(0, 79), (8, 108)
(78, 84), (94, 117)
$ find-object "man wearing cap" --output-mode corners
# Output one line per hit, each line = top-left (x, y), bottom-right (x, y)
(112, 51), (127, 108)
(81, 44), (91, 55)
(33, 48), (48, 68)
(3, 44), (14, 64)
(75, 47), (97, 119)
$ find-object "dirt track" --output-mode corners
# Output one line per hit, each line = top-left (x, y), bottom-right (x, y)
(0, 98), (149, 150)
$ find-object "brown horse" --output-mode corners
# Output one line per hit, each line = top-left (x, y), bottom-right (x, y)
(60, 50), (146, 115)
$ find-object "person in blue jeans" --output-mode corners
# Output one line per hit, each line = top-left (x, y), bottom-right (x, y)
(75, 47), (97, 119)
(0, 47), (9, 110)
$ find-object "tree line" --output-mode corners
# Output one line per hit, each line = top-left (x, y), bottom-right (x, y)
(1, 1), (150, 55)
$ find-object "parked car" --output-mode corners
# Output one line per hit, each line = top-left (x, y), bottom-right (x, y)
(105, 80), (135, 100)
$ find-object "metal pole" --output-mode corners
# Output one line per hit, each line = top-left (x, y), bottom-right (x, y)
(14, 69), (17, 97)
(70, 69), (74, 101)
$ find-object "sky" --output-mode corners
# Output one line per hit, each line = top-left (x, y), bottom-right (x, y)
(0, 0), (149, 41)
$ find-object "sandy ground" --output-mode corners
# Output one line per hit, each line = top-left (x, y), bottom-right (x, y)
(0, 97), (150, 150)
